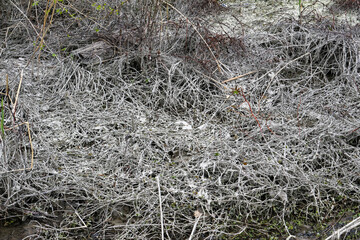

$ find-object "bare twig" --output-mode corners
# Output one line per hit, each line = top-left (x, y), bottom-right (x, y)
(189, 210), (202, 240)
(325, 216), (360, 240)
(12, 69), (23, 117)
(222, 70), (258, 83)
(157, 176), (164, 240)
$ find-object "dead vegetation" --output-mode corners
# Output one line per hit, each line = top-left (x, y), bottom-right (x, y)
(334, 0), (360, 10)
(0, 0), (359, 239)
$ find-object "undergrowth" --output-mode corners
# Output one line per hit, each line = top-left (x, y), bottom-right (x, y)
(0, 0), (359, 239)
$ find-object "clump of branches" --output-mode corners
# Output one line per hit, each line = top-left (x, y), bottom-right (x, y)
(333, 0), (360, 9)
(1, 0), (360, 240)
(259, 20), (359, 87)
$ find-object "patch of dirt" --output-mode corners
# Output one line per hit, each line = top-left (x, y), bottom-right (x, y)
(0, 221), (36, 240)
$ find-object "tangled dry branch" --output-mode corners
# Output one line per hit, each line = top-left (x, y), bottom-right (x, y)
(0, 0), (359, 239)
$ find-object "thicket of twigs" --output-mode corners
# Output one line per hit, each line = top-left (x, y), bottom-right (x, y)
(0, 0), (359, 239)
(334, 0), (360, 9)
